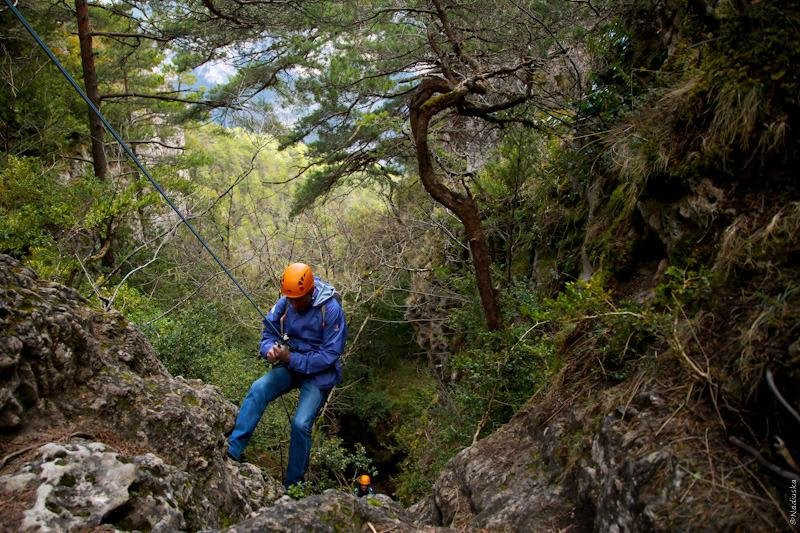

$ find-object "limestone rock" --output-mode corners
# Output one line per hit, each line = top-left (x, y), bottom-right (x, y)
(215, 491), (442, 533)
(637, 178), (733, 257)
(0, 255), (282, 530)
(403, 276), (454, 382)
(410, 385), (773, 531)
(0, 441), (186, 531)
(410, 404), (579, 532)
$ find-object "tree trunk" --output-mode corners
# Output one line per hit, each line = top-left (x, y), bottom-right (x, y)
(88, 217), (116, 268)
(76, 0), (115, 268)
(75, 0), (108, 180)
(461, 202), (502, 330)
(410, 79), (502, 331)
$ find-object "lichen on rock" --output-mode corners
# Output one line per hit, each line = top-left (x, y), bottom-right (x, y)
(1, 441), (185, 531)
(214, 491), (427, 533)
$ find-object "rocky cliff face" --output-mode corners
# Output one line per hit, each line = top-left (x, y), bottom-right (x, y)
(0, 255), (285, 530)
(409, 381), (780, 531)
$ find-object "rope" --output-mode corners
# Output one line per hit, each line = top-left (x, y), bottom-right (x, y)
(3, 0), (276, 330)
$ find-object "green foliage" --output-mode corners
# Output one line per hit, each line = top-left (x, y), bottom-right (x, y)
(308, 436), (375, 492)
(1, 11), (84, 159)
(286, 482), (307, 500)
(391, 397), (469, 503)
(554, 281), (660, 381)
(383, 279), (557, 502)
(654, 264), (713, 312)
(447, 275), (645, 419)
(0, 156), (113, 280)
(390, 273), (665, 503)
(134, 298), (264, 404)
(112, 283), (165, 325)
(0, 157), (73, 257)
(475, 128), (593, 289)
(148, 303), (223, 380)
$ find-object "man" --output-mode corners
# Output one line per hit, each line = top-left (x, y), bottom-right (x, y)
(226, 262), (347, 489)
(353, 474), (375, 497)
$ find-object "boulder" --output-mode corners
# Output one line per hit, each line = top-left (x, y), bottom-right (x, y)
(0, 255), (282, 530)
(215, 491), (441, 533)
(0, 441), (186, 531)
(410, 385), (776, 531)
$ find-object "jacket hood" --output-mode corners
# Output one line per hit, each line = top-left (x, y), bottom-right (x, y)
(312, 277), (336, 307)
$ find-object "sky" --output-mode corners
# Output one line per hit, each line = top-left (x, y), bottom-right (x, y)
(194, 60), (237, 86)
(191, 57), (308, 131)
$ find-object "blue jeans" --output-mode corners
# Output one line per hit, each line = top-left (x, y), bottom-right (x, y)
(227, 365), (329, 487)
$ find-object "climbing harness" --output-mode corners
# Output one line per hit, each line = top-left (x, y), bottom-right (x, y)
(4, 0), (298, 477)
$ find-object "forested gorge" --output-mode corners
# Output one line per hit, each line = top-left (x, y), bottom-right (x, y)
(1, 0), (799, 530)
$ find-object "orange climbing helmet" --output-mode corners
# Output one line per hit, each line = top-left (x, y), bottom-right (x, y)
(281, 262), (314, 298)
(358, 474), (371, 486)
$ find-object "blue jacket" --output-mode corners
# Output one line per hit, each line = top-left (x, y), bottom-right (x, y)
(259, 277), (347, 390)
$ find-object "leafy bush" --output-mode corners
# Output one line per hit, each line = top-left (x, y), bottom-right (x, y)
(308, 436), (375, 492)
(0, 156), (97, 279)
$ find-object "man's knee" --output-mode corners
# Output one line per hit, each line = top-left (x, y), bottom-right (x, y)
(246, 377), (269, 400)
(248, 369), (287, 398)
(291, 416), (313, 436)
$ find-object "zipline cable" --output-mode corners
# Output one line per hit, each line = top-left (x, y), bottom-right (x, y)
(2, 0), (278, 330)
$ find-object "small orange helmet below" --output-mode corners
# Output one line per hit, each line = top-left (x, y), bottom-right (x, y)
(281, 263), (314, 298)
(358, 474), (371, 486)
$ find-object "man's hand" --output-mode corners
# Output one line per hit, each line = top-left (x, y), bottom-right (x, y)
(266, 343), (290, 364)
